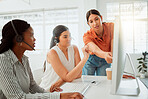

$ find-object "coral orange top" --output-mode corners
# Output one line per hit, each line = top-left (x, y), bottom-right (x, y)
(83, 22), (114, 55)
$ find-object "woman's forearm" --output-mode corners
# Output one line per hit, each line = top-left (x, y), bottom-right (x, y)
(93, 49), (107, 59)
(87, 42), (107, 58)
(75, 71), (82, 79)
(54, 79), (65, 87)
(64, 57), (87, 82)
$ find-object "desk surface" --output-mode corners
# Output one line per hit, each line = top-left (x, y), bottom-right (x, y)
(61, 75), (148, 99)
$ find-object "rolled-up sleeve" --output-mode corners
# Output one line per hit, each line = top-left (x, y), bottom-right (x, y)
(83, 32), (93, 45)
(0, 57), (60, 99)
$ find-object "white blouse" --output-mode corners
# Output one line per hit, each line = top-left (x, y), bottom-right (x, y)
(40, 45), (75, 90)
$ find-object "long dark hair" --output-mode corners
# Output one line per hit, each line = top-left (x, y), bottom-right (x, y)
(86, 9), (102, 22)
(43, 25), (69, 72)
(0, 19), (30, 54)
(50, 25), (69, 49)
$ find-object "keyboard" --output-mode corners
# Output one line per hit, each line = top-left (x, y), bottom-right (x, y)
(60, 82), (89, 94)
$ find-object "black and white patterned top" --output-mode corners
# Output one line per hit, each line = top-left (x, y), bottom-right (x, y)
(0, 49), (60, 99)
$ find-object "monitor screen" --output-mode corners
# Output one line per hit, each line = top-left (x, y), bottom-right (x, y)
(111, 16), (140, 96)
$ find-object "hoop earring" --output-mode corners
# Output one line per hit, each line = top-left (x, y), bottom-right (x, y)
(54, 39), (57, 43)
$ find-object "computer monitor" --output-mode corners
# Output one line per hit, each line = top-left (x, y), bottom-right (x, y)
(111, 16), (140, 96)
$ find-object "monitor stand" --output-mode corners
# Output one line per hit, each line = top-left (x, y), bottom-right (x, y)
(117, 87), (140, 96)
(116, 53), (140, 96)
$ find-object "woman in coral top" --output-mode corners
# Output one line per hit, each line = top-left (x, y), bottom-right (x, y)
(82, 9), (114, 76)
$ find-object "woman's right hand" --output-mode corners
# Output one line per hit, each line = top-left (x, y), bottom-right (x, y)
(50, 84), (63, 92)
(82, 45), (89, 60)
(60, 92), (84, 99)
(104, 52), (112, 63)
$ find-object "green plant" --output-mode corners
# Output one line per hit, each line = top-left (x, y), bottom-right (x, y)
(137, 51), (148, 73)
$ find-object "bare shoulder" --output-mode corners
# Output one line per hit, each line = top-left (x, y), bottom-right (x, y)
(47, 49), (58, 59)
(72, 45), (79, 52)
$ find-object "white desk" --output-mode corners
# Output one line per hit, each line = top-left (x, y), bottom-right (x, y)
(61, 75), (148, 99)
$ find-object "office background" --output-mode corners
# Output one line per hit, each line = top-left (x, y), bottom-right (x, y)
(0, 0), (148, 76)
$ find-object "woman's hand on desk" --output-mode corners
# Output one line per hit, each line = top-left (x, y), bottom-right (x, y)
(60, 92), (84, 99)
(50, 86), (63, 92)
(50, 79), (65, 92)
(50, 83), (63, 92)
(50, 81), (63, 92)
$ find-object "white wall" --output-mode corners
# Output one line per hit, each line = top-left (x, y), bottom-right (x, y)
(96, 0), (148, 76)
(97, 0), (148, 21)
(1, 0), (146, 75)
(0, 0), (97, 71)
(124, 53), (148, 76)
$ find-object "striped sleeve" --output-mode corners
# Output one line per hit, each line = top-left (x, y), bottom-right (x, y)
(24, 93), (60, 99)
(0, 57), (60, 99)
(26, 59), (46, 93)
